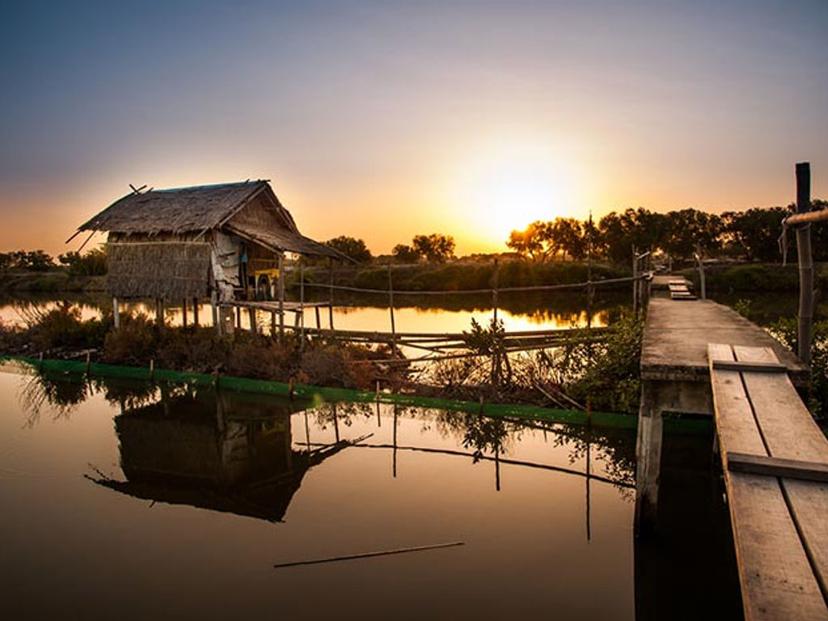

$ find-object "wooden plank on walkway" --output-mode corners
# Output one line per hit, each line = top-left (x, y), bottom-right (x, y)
(642, 299), (808, 384)
(708, 343), (828, 621)
(734, 346), (828, 604)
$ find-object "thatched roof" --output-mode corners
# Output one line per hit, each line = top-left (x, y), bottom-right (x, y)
(77, 180), (348, 260)
(107, 241), (212, 299)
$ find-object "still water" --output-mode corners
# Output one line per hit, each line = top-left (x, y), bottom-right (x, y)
(0, 291), (622, 334)
(0, 366), (740, 620)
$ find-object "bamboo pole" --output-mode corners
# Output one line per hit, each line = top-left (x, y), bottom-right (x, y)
(388, 264), (397, 354)
(278, 253), (285, 342)
(328, 258), (335, 331)
(631, 245), (638, 314)
(211, 291), (220, 335)
(492, 259), (501, 385)
(795, 162), (813, 365)
(299, 260), (306, 350)
(156, 298), (165, 328)
(112, 297), (120, 330)
(695, 244), (706, 300)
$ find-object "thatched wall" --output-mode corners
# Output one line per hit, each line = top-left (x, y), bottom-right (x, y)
(107, 241), (212, 299)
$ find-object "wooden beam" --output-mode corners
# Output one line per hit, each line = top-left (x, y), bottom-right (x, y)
(727, 452), (828, 483)
(711, 360), (788, 373)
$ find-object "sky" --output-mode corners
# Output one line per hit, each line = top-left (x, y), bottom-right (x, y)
(1, 0), (827, 255)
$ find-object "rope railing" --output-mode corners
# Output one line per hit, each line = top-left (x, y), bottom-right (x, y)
(296, 273), (648, 297)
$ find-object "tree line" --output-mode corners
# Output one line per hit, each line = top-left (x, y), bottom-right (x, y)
(506, 202), (828, 265)
(0, 247), (107, 275)
(324, 201), (827, 266)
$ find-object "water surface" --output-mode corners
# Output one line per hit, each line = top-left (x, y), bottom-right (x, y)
(0, 367), (739, 620)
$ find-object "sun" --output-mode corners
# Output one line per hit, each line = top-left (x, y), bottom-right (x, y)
(449, 141), (581, 248)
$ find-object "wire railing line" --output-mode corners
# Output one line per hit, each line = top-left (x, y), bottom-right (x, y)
(296, 274), (646, 297)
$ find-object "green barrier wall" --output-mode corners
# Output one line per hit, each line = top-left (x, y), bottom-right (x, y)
(0, 355), (712, 433)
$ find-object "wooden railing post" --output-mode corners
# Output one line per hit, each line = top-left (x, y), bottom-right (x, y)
(695, 243), (706, 300)
(796, 161), (813, 365)
(299, 260), (306, 351)
(278, 253), (285, 342)
(387, 264), (397, 354)
(632, 245), (638, 314)
(112, 297), (120, 329)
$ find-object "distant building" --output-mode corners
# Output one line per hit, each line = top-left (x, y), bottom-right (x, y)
(74, 180), (344, 307)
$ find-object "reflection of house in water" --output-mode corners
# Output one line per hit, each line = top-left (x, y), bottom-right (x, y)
(90, 390), (350, 522)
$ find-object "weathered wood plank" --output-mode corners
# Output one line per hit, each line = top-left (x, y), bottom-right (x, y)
(708, 343), (766, 456)
(726, 472), (828, 621)
(732, 346), (828, 463)
(733, 345), (828, 607)
(727, 452), (828, 483)
(709, 343), (828, 620)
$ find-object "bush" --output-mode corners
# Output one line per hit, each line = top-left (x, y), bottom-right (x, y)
(26, 303), (111, 352)
(58, 248), (107, 276)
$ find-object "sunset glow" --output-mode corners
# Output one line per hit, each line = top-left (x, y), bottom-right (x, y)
(449, 140), (582, 245)
(0, 1), (826, 256)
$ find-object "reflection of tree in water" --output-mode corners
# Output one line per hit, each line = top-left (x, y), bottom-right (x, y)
(310, 401), (375, 438)
(20, 371), (91, 427)
(19, 368), (175, 428)
(549, 424), (636, 498)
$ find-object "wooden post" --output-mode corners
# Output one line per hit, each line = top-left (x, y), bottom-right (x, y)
(182, 299), (188, 328)
(315, 306), (321, 330)
(631, 245), (638, 314)
(112, 297), (120, 329)
(491, 259), (499, 324)
(156, 298), (165, 327)
(796, 161), (813, 365)
(634, 381), (662, 536)
(193, 297), (199, 326)
(328, 258), (335, 331)
(248, 307), (257, 335)
(299, 260), (306, 350)
(491, 259), (500, 386)
(695, 244), (706, 300)
(388, 264), (397, 354)
(211, 291), (219, 334)
(278, 253), (285, 342)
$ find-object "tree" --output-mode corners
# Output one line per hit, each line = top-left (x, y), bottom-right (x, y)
(722, 207), (789, 262)
(411, 234), (455, 263)
(506, 222), (547, 261)
(324, 236), (372, 263)
(663, 209), (723, 261)
(392, 244), (420, 263)
(549, 218), (585, 260)
(6, 250), (55, 271)
(58, 247), (108, 276)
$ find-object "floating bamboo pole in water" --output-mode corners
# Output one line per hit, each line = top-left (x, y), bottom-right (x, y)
(273, 541), (465, 569)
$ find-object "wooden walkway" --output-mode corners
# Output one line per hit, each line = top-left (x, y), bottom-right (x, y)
(709, 344), (828, 621)
(636, 278), (828, 620)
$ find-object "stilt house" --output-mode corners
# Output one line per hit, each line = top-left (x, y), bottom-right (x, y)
(73, 180), (344, 307)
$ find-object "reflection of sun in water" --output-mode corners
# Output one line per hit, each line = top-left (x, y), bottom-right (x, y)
(451, 141), (581, 247)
